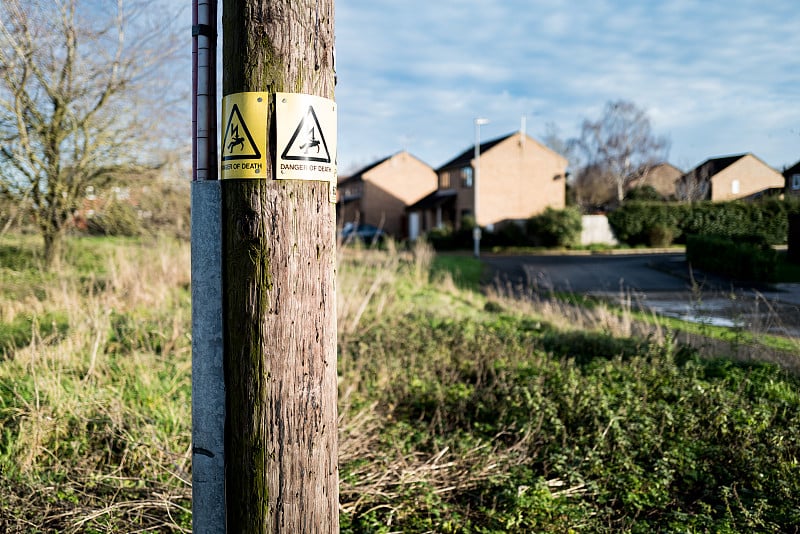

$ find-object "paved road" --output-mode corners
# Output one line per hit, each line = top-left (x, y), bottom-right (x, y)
(483, 252), (698, 295)
(482, 251), (800, 337)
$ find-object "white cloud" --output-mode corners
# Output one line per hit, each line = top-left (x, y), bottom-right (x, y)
(335, 0), (800, 172)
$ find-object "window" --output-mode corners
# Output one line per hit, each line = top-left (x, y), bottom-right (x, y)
(461, 167), (473, 188)
(731, 180), (740, 194)
(439, 172), (451, 189)
(793, 174), (800, 190)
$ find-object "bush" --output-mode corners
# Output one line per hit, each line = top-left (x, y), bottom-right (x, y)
(648, 223), (676, 247)
(426, 224), (471, 251)
(609, 198), (800, 247)
(81, 180), (190, 240)
(135, 181), (191, 239)
(626, 184), (663, 201)
(497, 221), (527, 246)
(525, 207), (582, 248)
(86, 200), (143, 237)
(607, 202), (685, 246)
(686, 234), (778, 282)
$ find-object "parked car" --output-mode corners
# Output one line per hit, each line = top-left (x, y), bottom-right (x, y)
(339, 222), (386, 244)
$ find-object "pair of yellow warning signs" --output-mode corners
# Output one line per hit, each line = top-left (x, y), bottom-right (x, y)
(221, 92), (337, 201)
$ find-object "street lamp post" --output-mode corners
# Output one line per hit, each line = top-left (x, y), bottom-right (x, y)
(473, 117), (489, 258)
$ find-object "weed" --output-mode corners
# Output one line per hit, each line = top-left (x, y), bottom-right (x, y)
(2, 233), (800, 532)
(0, 234), (191, 532)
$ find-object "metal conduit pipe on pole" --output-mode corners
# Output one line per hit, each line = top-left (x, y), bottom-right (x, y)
(191, 1), (224, 532)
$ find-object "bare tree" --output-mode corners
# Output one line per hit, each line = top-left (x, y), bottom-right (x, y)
(572, 100), (669, 205)
(0, 0), (183, 268)
(571, 162), (616, 211)
(675, 168), (711, 202)
(541, 121), (573, 160)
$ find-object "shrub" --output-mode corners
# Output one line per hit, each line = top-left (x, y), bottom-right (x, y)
(609, 198), (800, 247)
(686, 234), (778, 282)
(525, 207), (582, 248)
(626, 184), (663, 201)
(486, 221), (528, 248)
(427, 219), (479, 251)
(607, 201), (685, 246)
(647, 223), (676, 247)
(789, 213), (800, 264)
(425, 226), (458, 250)
(86, 200), (142, 237)
(135, 181), (191, 239)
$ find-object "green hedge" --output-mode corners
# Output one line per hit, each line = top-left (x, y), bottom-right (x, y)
(606, 202), (682, 246)
(608, 198), (800, 247)
(686, 234), (778, 283)
(525, 206), (582, 248)
(427, 208), (583, 250)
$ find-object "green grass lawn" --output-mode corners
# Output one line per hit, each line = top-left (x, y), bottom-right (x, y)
(430, 253), (484, 290)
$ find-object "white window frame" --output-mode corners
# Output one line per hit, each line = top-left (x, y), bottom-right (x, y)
(462, 167), (473, 188)
(792, 174), (800, 190)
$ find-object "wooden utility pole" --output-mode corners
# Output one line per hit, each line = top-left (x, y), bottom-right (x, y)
(221, 1), (338, 532)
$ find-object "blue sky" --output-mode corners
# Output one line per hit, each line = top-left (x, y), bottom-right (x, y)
(334, 0), (800, 174)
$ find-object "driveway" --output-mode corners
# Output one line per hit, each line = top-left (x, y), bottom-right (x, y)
(483, 252), (695, 295)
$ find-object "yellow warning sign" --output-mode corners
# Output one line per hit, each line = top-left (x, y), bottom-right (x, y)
(220, 92), (267, 179)
(276, 92), (337, 183)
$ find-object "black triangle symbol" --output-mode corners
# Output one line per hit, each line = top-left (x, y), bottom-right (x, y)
(281, 106), (331, 163)
(222, 104), (262, 161)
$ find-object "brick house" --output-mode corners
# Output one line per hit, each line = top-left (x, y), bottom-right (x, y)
(336, 150), (437, 238)
(406, 131), (568, 237)
(784, 160), (800, 196)
(626, 162), (683, 199)
(676, 153), (785, 202)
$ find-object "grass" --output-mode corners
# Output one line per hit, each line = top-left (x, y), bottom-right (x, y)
(341, 243), (800, 532)
(430, 253), (484, 291)
(1, 234), (800, 532)
(0, 234), (192, 532)
(541, 289), (800, 357)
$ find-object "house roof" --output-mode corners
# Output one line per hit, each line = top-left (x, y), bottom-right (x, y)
(688, 153), (747, 178)
(436, 133), (514, 172)
(784, 160), (800, 177)
(338, 154), (392, 186)
(651, 162), (683, 174)
(682, 153), (784, 185)
(405, 188), (457, 211)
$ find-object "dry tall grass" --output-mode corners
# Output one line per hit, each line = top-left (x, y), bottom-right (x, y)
(4, 234), (798, 530)
(486, 264), (800, 373)
(0, 237), (192, 532)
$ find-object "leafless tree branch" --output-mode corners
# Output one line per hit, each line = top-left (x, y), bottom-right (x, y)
(571, 100), (670, 208)
(0, 0), (184, 268)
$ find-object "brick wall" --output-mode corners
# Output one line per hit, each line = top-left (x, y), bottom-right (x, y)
(358, 152), (437, 236)
(470, 133), (567, 227)
(711, 154), (784, 201)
